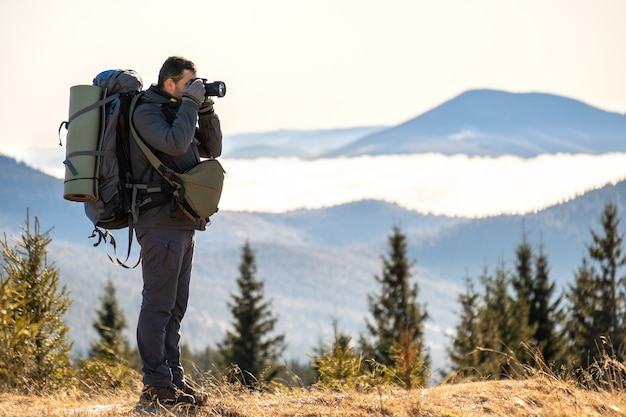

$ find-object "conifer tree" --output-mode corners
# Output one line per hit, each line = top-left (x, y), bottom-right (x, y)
(90, 279), (130, 365)
(448, 266), (505, 381)
(510, 236), (564, 366)
(0, 213), (73, 390)
(218, 241), (286, 387)
(481, 260), (534, 378)
(0, 262), (36, 388)
(588, 202), (626, 357)
(361, 226), (429, 386)
(565, 202), (626, 367)
(312, 321), (363, 390)
(512, 235), (534, 306)
(530, 244), (566, 366)
(566, 259), (600, 368)
(448, 276), (484, 380)
(510, 237), (537, 366)
(512, 235), (564, 366)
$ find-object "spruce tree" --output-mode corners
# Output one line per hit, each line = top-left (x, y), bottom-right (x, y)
(566, 202), (626, 367)
(510, 236), (537, 366)
(588, 202), (626, 358)
(89, 279), (130, 365)
(511, 236), (564, 367)
(448, 275), (484, 380)
(361, 226), (429, 387)
(218, 241), (286, 387)
(481, 260), (534, 378)
(0, 213), (73, 390)
(530, 244), (565, 367)
(312, 321), (363, 390)
(512, 235), (534, 307)
(567, 259), (603, 368)
(448, 266), (509, 381)
(0, 261), (36, 388)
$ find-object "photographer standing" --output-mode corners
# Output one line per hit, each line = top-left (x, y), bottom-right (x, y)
(130, 56), (222, 406)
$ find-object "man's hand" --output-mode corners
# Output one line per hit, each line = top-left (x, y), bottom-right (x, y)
(198, 98), (215, 115)
(183, 79), (205, 106)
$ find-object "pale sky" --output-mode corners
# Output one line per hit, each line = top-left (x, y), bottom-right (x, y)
(1, 0), (625, 216)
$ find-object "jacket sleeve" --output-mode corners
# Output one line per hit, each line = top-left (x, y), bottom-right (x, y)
(196, 112), (223, 158)
(133, 101), (198, 156)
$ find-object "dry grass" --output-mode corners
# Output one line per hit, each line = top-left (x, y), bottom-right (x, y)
(2, 376), (626, 417)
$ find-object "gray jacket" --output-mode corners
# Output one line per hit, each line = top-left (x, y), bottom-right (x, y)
(130, 85), (223, 230)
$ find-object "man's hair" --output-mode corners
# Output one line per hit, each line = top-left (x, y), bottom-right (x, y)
(157, 56), (197, 88)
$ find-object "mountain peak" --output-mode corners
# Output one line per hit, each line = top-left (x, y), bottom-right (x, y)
(324, 89), (626, 158)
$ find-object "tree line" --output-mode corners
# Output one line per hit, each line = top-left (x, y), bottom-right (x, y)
(1, 201), (626, 392)
(448, 201), (626, 383)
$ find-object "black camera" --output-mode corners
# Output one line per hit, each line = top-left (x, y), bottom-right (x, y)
(199, 79), (226, 97)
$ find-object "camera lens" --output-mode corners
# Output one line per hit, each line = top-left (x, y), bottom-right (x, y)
(204, 81), (226, 98)
(216, 82), (226, 97)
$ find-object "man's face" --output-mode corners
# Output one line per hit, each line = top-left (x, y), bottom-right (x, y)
(172, 69), (197, 100)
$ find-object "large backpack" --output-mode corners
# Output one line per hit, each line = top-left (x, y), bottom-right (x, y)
(60, 69), (225, 267)
(60, 69), (170, 267)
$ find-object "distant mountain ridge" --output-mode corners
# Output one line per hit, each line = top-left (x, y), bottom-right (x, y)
(270, 89), (626, 158)
(216, 89), (626, 160)
(222, 126), (388, 159)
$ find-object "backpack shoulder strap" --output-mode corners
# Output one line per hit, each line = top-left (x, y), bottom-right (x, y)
(129, 94), (182, 189)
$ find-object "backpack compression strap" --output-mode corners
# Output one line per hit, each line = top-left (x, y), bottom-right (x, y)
(57, 93), (120, 146)
(89, 225), (141, 269)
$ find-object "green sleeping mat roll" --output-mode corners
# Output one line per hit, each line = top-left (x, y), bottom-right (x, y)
(63, 85), (105, 202)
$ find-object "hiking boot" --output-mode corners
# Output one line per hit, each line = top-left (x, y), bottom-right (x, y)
(139, 384), (196, 406)
(174, 380), (209, 406)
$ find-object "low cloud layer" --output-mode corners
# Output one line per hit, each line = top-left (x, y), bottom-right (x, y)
(19, 150), (626, 218)
(219, 153), (626, 217)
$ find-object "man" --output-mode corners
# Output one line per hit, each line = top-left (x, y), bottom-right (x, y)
(130, 56), (222, 406)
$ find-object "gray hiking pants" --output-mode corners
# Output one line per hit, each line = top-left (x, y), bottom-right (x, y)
(135, 228), (196, 387)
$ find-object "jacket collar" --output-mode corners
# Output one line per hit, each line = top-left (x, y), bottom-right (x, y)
(147, 84), (180, 106)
